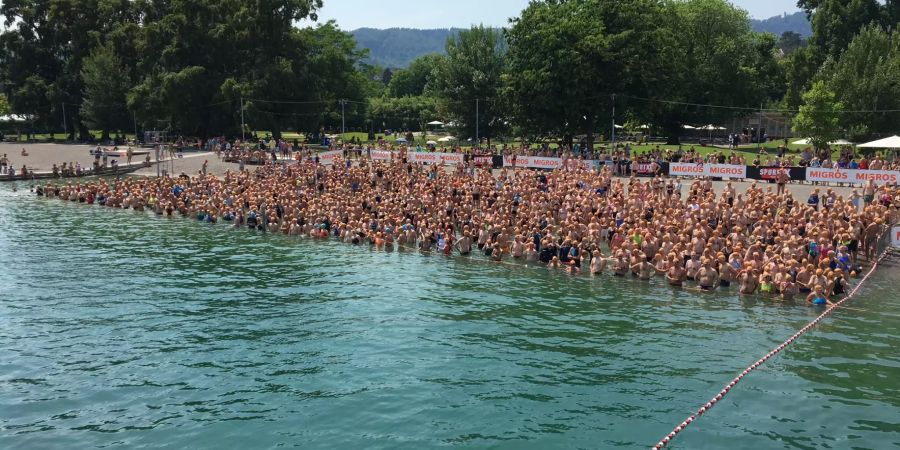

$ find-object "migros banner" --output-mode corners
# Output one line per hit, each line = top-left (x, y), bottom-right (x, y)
(669, 163), (747, 178)
(805, 168), (899, 185)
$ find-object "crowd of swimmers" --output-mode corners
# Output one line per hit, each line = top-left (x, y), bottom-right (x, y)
(33, 152), (897, 306)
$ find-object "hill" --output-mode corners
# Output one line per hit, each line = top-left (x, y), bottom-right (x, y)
(353, 13), (811, 68)
(750, 11), (811, 37)
(351, 28), (460, 68)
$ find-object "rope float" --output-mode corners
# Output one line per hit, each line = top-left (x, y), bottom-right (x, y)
(651, 248), (892, 450)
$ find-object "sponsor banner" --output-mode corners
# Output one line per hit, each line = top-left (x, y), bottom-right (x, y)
(406, 151), (463, 165)
(502, 156), (601, 170)
(371, 150), (394, 161)
(892, 225), (900, 248)
(748, 166), (806, 181)
(565, 159), (601, 171)
(634, 163), (658, 174)
(805, 168), (900, 185)
(474, 155), (494, 166)
(502, 156), (562, 169)
(317, 150), (343, 164)
(669, 162), (747, 178)
(439, 153), (464, 165)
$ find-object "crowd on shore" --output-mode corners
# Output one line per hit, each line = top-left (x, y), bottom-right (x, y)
(34, 154), (897, 304)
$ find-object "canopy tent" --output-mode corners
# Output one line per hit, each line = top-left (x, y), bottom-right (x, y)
(698, 124), (726, 130)
(426, 121), (444, 126)
(0, 114), (30, 123)
(437, 136), (457, 142)
(792, 138), (854, 146)
(858, 135), (900, 149)
(682, 125), (696, 130)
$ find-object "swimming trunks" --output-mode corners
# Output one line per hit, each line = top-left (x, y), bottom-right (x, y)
(719, 280), (731, 287)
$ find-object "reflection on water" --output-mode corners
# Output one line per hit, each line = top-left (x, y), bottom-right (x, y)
(0, 183), (898, 449)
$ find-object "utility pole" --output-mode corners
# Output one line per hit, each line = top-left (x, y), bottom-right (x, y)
(757, 103), (763, 149)
(475, 99), (480, 146)
(240, 96), (246, 141)
(611, 94), (616, 146)
(61, 103), (68, 141)
(133, 111), (138, 143)
(340, 99), (347, 139)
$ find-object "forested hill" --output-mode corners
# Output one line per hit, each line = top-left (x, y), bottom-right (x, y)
(351, 28), (461, 68)
(352, 12), (811, 68)
(751, 11), (812, 37)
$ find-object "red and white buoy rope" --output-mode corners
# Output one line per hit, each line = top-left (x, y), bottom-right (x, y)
(651, 248), (892, 450)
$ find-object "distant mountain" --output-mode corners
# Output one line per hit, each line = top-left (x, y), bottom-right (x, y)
(353, 13), (812, 68)
(750, 12), (811, 37)
(351, 28), (460, 68)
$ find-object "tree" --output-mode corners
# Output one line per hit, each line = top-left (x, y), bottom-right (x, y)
(388, 54), (443, 97)
(778, 31), (804, 55)
(368, 96), (438, 131)
(432, 26), (506, 144)
(80, 44), (130, 140)
(0, 93), (9, 115)
(1, 0), (139, 139)
(504, 0), (672, 148)
(640, 0), (783, 143)
(818, 25), (900, 141)
(798, 0), (885, 61)
(793, 80), (844, 150)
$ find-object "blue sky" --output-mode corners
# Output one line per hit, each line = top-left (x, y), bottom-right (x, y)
(312, 0), (801, 30)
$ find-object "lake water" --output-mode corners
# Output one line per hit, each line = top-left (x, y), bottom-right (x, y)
(1, 182), (898, 449)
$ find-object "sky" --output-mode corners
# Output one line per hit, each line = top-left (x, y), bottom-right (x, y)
(311, 0), (801, 30)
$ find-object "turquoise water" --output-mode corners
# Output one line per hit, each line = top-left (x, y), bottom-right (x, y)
(1, 182), (899, 449)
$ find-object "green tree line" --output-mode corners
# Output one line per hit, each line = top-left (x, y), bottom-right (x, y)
(1, 0), (898, 147)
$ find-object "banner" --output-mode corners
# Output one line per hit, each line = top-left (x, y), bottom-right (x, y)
(634, 163), (658, 175)
(371, 150), (394, 161)
(805, 168), (900, 185)
(669, 162), (747, 178)
(317, 150), (343, 165)
(407, 151), (463, 165)
(473, 155), (494, 166)
(757, 167), (800, 180)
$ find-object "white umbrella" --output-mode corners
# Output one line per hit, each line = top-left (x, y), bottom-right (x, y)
(858, 135), (900, 149)
(427, 121), (444, 126)
(0, 114), (29, 123)
(614, 124), (624, 129)
(426, 140), (437, 145)
(682, 124), (697, 130)
(437, 136), (457, 142)
(793, 138), (854, 146)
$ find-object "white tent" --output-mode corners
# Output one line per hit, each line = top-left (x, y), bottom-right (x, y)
(682, 124), (697, 130)
(427, 121), (444, 126)
(792, 138), (854, 146)
(0, 114), (29, 123)
(858, 135), (900, 149)
(698, 124), (726, 130)
(437, 136), (457, 142)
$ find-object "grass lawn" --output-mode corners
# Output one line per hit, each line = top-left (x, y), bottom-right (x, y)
(6, 129), (865, 160)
